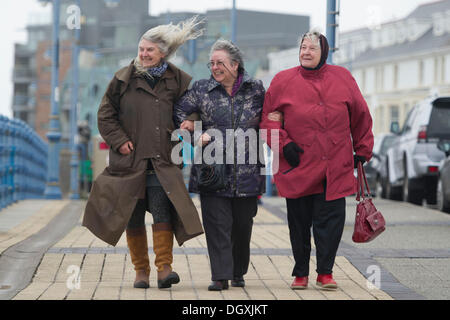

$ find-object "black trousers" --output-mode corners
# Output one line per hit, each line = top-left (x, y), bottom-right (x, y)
(200, 195), (258, 281)
(286, 191), (345, 277)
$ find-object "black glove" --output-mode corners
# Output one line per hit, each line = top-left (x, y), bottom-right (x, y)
(354, 155), (366, 168)
(283, 142), (304, 168)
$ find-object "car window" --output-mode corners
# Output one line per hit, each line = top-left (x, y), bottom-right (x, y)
(401, 106), (417, 134)
(428, 99), (450, 139)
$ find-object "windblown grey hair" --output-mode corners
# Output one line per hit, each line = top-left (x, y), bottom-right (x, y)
(134, 16), (205, 75)
(298, 29), (321, 47)
(209, 39), (245, 73)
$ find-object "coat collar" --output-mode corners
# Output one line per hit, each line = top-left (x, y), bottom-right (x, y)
(207, 71), (252, 93)
(298, 63), (329, 79)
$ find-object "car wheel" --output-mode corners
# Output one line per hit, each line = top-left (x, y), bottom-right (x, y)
(376, 176), (385, 198)
(386, 159), (401, 200)
(402, 168), (422, 205)
(402, 170), (409, 202)
(437, 177), (450, 213)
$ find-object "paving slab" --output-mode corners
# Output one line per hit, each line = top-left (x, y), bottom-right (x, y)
(2, 196), (398, 301)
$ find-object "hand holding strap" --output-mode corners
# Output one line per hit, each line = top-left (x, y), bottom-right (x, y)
(356, 161), (371, 201)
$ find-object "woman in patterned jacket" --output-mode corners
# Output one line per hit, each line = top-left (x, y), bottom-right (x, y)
(174, 39), (265, 291)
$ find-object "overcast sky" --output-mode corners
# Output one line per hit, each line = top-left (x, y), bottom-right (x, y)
(0, 0), (439, 117)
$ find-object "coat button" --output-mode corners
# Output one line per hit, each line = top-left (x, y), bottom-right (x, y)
(167, 191), (171, 195)
(156, 127), (159, 130)
(155, 99), (159, 103)
(322, 156), (327, 160)
(156, 154), (160, 158)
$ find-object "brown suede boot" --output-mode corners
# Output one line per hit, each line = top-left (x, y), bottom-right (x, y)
(152, 223), (180, 289)
(126, 226), (150, 288)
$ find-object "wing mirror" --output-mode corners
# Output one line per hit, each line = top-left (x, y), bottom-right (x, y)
(390, 121), (400, 134)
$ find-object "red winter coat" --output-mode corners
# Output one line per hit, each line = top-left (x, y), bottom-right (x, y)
(260, 64), (374, 201)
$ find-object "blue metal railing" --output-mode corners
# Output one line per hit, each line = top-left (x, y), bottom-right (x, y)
(0, 115), (48, 209)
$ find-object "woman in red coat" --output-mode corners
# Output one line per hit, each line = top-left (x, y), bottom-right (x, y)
(260, 31), (374, 290)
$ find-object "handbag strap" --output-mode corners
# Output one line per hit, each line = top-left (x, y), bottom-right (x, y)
(356, 161), (371, 201)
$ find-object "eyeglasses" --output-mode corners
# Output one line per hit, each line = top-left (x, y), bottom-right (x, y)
(206, 61), (225, 69)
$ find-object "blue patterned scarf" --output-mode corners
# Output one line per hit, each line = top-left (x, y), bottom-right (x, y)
(147, 61), (168, 78)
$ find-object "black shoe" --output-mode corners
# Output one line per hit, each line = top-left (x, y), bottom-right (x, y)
(158, 271), (180, 289)
(231, 276), (245, 287)
(208, 280), (229, 291)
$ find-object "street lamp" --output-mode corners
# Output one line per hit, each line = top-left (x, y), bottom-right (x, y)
(40, 0), (62, 199)
(231, 0), (237, 43)
(326, 0), (339, 64)
(69, 0), (81, 199)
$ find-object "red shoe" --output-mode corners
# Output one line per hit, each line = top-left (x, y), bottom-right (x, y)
(316, 274), (338, 290)
(290, 276), (308, 290)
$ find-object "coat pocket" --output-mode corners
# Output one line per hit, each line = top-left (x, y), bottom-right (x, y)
(330, 133), (353, 167)
(109, 148), (135, 171)
(297, 133), (315, 147)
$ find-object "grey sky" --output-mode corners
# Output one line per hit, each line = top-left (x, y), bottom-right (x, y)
(0, 0), (438, 117)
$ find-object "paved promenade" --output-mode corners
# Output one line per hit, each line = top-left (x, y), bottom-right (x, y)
(0, 196), (406, 300)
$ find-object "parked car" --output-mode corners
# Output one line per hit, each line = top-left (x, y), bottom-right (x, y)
(383, 96), (450, 204)
(436, 140), (450, 213)
(363, 133), (395, 197)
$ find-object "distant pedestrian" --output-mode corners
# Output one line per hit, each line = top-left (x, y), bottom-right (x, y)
(174, 39), (266, 291)
(83, 17), (205, 289)
(260, 30), (374, 290)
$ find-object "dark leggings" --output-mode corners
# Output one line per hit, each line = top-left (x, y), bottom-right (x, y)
(127, 186), (175, 229)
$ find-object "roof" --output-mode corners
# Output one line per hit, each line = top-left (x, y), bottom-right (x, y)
(347, 28), (450, 67)
(341, 0), (450, 67)
(406, 0), (450, 19)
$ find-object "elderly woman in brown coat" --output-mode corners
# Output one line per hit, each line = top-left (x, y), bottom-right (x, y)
(83, 17), (204, 289)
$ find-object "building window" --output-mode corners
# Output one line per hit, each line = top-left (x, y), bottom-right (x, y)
(376, 105), (385, 133)
(390, 105), (399, 124)
(19, 112), (28, 123)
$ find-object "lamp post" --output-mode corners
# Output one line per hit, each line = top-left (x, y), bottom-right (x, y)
(42, 0), (62, 199)
(231, 0), (237, 43)
(69, 0), (81, 199)
(326, 0), (339, 64)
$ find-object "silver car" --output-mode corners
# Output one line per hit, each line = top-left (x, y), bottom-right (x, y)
(384, 96), (450, 205)
(363, 133), (395, 197)
(436, 140), (450, 213)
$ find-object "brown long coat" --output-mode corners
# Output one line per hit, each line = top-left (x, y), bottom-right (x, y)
(82, 60), (204, 246)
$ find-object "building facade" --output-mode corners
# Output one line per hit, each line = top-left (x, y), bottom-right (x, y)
(335, 0), (450, 135)
(265, 0), (450, 136)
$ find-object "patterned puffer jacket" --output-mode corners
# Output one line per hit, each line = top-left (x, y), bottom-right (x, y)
(174, 72), (266, 197)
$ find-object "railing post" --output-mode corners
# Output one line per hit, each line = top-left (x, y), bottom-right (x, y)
(0, 116), (5, 209)
(0, 116), (49, 210)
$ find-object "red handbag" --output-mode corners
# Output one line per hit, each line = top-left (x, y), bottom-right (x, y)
(352, 162), (386, 243)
